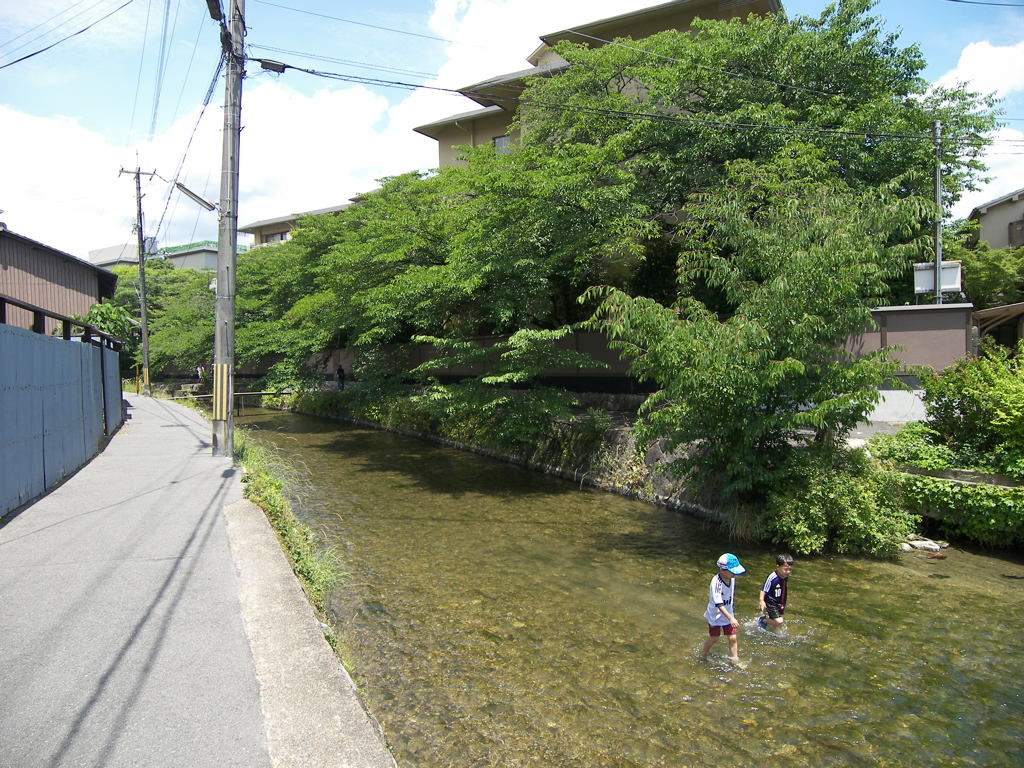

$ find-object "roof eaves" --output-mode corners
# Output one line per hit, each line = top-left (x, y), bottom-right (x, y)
(539, 0), (782, 48)
(539, 0), (696, 45)
(458, 61), (569, 107)
(969, 186), (1024, 217)
(413, 105), (508, 138)
(238, 203), (353, 233)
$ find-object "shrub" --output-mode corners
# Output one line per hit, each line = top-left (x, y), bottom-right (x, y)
(868, 422), (956, 469)
(764, 448), (918, 555)
(921, 340), (1024, 478)
(901, 475), (1024, 548)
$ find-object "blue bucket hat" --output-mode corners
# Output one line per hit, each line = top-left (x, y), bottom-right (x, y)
(716, 553), (746, 575)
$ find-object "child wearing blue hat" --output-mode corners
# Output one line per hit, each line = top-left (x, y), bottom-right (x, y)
(700, 553), (746, 665)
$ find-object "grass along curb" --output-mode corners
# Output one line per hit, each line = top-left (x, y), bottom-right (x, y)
(234, 429), (344, 642)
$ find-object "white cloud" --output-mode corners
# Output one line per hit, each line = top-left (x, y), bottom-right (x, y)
(0, 0), (663, 256)
(932, 40), (1024, 219)
(933, 40), (1024, 99)
(952, 125), (1024, 219)
(0, 105), (138, 256)
(18, 0), (1019, 258)
(0, 0), (152, 63)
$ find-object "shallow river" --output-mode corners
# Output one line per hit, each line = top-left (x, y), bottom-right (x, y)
(237, 409), (1024, 768)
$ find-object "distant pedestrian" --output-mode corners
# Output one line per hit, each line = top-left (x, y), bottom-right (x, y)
(196, 364), (205, 381)
(336, 363), (345, 391)
(700, 553), (745, 666)
(758, 554), (794, 633)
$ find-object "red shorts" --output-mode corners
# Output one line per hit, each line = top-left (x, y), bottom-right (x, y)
(708, 623), (736, 636)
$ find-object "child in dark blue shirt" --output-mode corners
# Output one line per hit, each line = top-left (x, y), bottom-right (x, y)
(758, 554), (793, 633)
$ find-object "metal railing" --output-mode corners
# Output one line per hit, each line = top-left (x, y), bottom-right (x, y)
(0, 292), (124, 350)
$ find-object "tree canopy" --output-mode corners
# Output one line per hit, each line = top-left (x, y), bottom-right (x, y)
(145, 1), (1000, 532)
(109, 259), (214, 375)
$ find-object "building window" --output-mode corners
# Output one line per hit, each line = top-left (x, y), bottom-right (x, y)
(493, 135), (512, 154)
(1010, 219), (1024, 249)
(262, 231), (290, 245)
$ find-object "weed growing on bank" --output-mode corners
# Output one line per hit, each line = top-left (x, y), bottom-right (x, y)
(234, 429), (343, 612)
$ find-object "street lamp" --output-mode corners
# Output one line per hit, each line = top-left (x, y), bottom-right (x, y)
(175, 182), (216, 211)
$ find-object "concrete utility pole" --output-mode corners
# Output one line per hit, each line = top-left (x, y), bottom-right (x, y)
(933, 120), (944, 305)
(119, 166), (157, 396)
(211, 0), (245, 457)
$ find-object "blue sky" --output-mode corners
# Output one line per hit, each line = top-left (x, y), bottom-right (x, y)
(0, 0), (1022, 257)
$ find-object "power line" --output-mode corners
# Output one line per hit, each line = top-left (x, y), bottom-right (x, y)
(153, 52), (225, 245)
(0, 0), (113, 58)
(247, 43), (437, 79)
(148, 0), (175, 138)
(171, 6), (210, 120)
(0, 0), (135, 71)
(249, 0), (484, 47)
(0, 0), (91, 53)
(126, 0), (153, 146)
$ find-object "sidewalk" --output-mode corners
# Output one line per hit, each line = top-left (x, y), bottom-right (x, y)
(0, 395), (395, 768)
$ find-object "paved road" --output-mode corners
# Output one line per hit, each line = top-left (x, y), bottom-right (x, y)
(0, 395), (395, 768)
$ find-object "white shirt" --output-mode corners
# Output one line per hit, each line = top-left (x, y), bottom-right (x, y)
(704, 573), (736, 626)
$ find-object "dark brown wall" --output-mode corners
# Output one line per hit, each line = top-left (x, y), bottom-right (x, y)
(0, 232), (113, 334)
(846, 304), (974, 372)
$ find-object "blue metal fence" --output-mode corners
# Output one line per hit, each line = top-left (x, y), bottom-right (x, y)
(0, 294), (124, 517)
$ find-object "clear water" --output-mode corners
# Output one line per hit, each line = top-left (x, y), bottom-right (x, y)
(237, 409), (1024, 768)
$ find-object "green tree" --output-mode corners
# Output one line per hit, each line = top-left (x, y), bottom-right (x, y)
(954, 241), (1024, 309)
(520, 0), (993, 208)
(232, 0), (997, 546)
(110, 259), (214, 375)
(921, 340), (1024, 477)
(235, 234), (333, 388)
(71, 301), (137, 345)
(585, 159), (927, 500)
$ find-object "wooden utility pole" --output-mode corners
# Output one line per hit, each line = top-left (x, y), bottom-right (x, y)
(119, 166), (157, 396)
(212, 0), (245, 457)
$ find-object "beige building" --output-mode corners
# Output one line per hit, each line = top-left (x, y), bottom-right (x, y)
(414, 0), (781, 167)
(969, 186), (1024, 251)
(239, 203), (353, 248)
(88, 240), (233, 271)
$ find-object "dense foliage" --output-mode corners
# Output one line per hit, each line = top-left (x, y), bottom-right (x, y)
(872, 344), (1024, 471)
(920, 341), (1024, 478)
(961, 243), (1024, 309)
(113, 1), (1001, 553)
(110, 259), (214, 375)
(900, 475), (1024, 548)
(68, 302), (137, 345)
(585, 160), (926, 500)
(943, 221), (1024, 309)
(870, 342), (1024, 547)
(764, 448), (918, 555)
